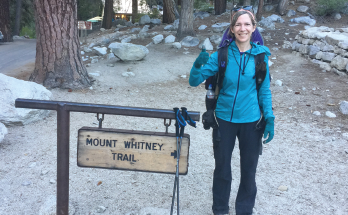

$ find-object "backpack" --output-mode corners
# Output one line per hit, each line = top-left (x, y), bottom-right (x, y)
(202, 40), (268, 130)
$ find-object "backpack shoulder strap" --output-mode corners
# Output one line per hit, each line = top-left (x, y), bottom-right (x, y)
(254, 53), (267, 92)
(216, 43), (229, 92)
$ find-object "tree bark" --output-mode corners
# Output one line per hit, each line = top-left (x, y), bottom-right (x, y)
(277, 0), (288, 16)
(176, 0), (194, 41)
(30, 0), (91, 89)
(163, 0), (176, 23)
(102, 0), (113, 29)
(256, 0), (263, 21)
(214, 0), (226, 16)
(132, 0), (137, 23)
(14, 0), (23, 36)
(0, 0), (13, 42)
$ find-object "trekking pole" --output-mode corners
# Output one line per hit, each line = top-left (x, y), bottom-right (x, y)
(170, 108), (186, 215)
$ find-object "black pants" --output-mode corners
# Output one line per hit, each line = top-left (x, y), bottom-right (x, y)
(212, 118), (262, 215)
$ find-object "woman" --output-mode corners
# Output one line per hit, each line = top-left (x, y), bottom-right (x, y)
(189, 8), (275, 215)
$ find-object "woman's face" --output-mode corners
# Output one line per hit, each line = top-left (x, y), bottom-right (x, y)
(231, 14), (256, 44)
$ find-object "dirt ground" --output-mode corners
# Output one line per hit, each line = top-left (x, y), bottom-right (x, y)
(1, 5), (348, 215)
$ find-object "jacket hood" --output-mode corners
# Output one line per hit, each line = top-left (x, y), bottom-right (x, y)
(229, 41), (271, 57)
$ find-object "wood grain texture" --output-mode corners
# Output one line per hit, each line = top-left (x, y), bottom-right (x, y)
(77, 127), (190, 175)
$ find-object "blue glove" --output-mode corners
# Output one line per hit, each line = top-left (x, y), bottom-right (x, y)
(263, 118), (274, 144)
(194, 46), (209, 68)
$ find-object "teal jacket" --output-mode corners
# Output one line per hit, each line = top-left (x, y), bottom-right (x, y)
(189, 41), (275, 123)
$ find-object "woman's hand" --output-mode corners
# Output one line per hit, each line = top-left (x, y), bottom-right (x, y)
(263, 118), (274, 143)
(194, 46), (209, 68)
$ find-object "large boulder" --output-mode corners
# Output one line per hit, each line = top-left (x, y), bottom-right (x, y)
(109, 42), (149, 61)
(290, 16), (316, 26)
(139, 15), (151, 25)
(180, 36), (200, 47)
(93, 47), (107, 56)
(150, 19), (161, 25)
(199, 38), (214, 51)
(152, 34), (164, 44)
(331, 55), (348, 70)
(297, 5), (309, 13)
(212, 23), (230, 33)
(0, 74), (52, 126)
(0, 122), (7, 143)
(165, 35), (176, 43)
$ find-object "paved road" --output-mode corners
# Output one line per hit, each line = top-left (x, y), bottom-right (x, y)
(0, 39), (36, 76)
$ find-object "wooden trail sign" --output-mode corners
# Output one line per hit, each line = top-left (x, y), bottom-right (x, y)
(77, 127), (190, 174)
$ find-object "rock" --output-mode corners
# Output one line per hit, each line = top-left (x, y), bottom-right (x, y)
(101, 38), (110, 45)
(164, 25), (174, 31)
(338, 42), (348, 50)
(211, 23), (230, 33)
(125, 21), (133, 27)
(308, 45), (320, 58)
(199, 38), (214, 51)
(313, 111), (321, 116)
(0, 122), (8, 143)
(83, 47), (92, 53)
(89, 72), (100, 77)
(194, 11), (210, 19)
(321, 52), (336, 62)
(210, 35), (222, 45)
(297, 5), (309, 13)
(333, 13), (341, 20)
(0, 74), (52, 126)
(139, 15), (151, 25)
(81, 51), (85, 55)
(172, 42), (181, 49)
(93, 47), (107, 56)
(325, 32), (348, 46)
(290, 16), (316, 26)
(165, 35), (175, 43)
(266, 14), (285, 23)
(139, 25), (149, 34)
(198, 25), (207, 30)
(109, 42), (149, 61)
(339, 101), (348, 114)
(180, 36), (200, 47)
(130, 28), (141, 33)
(331, 68), (347, 76)
(91, 58), (98, 64)
(287, 9), (296, 17)
(319, 62), (331, 71)
(152, 34), (164, 44)
(258, 19), (275, 30)
(95, 206), (107, 213)
(278, 185), (288, 191)
(88, 43), (95, 48)
(325, 111), (336, 118)
(122, 72), (135, 77)
(107, 53), (116, 60)
(274, 80), (283, 86)
(150, 19), (161, 25)
(100, 28), (105, 32)
(331, 56), (348, 70)
(264, 5), (274, 12)
(107, 64), (114, 67)
(49, 179), (55, 184)
(39, 195), (75, 215)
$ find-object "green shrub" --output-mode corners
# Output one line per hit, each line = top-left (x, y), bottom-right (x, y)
(148, 8), (161, 19)
(133, 13), (146, 23)
(194, 0), (214, 13)
(20, 24), (36, 39)
(314, 0), (347, 16)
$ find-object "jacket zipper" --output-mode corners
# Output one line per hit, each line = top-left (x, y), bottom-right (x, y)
(230, 53), (245, 121)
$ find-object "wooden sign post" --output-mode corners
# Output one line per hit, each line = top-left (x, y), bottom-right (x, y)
(77, 127), (190, 174)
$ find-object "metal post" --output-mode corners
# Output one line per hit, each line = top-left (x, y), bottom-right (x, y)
(56, 103), (70, 215)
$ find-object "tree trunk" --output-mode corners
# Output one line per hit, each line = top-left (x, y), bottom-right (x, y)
(102, 0), (113, 29)
(163, 0), (176, 23)
(243, 0), (251, 5)
(256, 0), (263, 21)
(14, 0), (23, 36)
(277, 0), (288, 16)
(214, 0), (226, 16)
(0, 0), (13, 42)
(30, 0), (91, 89)
(132, 0), (137, 23)
(176, 0), (194, 41)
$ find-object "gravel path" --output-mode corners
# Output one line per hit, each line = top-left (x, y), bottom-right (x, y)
(1, 45), (348, 215)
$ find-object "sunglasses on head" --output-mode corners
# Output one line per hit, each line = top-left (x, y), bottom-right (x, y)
(232, 5), (253, 12)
